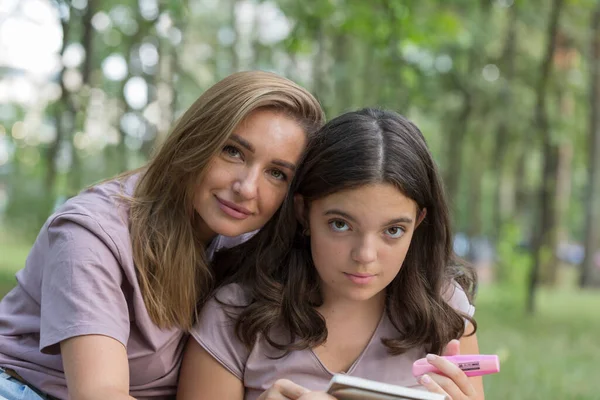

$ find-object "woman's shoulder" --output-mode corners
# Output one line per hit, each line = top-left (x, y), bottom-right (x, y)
(44, 174), (140, 244)
(53, 174), (137, 222)
(25, 173), (141, 273)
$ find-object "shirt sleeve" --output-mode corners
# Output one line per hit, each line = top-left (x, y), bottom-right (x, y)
(39, 215), (130, 354)
(442, 281), (476, 330)
(189, 284), (251, 380)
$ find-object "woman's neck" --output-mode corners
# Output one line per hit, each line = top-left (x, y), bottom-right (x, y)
(194, 215), (217, 247)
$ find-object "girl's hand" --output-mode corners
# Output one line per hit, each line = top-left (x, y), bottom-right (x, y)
(257, 379), (336, 400)
(418, 340), (479, 400)
(258, 379), (311, 400)
(298, 393), (336, 400)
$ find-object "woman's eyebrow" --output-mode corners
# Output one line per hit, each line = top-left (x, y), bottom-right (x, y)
(230, 134), (255, 152)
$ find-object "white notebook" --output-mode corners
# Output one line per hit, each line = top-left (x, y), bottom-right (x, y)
(326, 374), (446, 400)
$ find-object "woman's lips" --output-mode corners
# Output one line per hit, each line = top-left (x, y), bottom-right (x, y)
(215, 196), (252, 220)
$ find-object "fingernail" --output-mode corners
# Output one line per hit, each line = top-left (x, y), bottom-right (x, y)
(420, 374), (432, 384)
(426, 354), (437, 361)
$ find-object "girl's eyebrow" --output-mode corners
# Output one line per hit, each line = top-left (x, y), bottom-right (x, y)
(324, 209), (413, 226)
(272, 159), (296, 171)
(385, 217), (414, 225)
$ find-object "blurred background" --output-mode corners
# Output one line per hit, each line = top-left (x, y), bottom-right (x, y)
(0, 0), (599, 398)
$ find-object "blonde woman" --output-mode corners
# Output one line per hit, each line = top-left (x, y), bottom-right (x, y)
(0, 71), (324, 400)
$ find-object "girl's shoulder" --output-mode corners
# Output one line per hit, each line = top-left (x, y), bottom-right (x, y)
(190, 283), (253, 380)
(211, 283), (252, 308)
(442, 280), (475, 317)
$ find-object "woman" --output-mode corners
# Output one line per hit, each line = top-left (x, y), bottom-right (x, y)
(0, 71), (324, 400)
(178, 108), (482, 400)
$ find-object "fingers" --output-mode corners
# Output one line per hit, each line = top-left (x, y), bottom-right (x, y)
(297, 393), (337, 400)
(272, 379), (311, 399)
(420, 354), (477, 400)
(418, 374), (451, 399)
(424, 354), (476, 398)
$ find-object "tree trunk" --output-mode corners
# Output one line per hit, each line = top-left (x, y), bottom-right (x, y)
(513, 147), (528, 221)
(46, 9), (74, 195)
(382, 0), (404, 109)
(67, 0), (95, 194)
(444, 88), (472, 224)
(331, 33), (352, 116)
(527, 0), (564, 313)
(107, 3), (154, 173)
(581, 2), (600, 288)
(363, 43), (380, 107)
(229, 0), (239, 72)
(312, 20), (330, 116)
(466, 129), (484, 240)
(444, 2), (491, 227)
(553, 140), (572, 248)
(492, 2), (518, 248)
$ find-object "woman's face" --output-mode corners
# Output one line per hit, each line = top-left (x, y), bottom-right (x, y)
(194, 109), (306, 243)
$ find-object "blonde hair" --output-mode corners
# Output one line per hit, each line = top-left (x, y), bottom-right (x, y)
(129, 71), (324, 330)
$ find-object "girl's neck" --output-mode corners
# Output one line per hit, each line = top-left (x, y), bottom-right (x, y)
(312, 289), (386, 374)
(317, 290), (386, 323)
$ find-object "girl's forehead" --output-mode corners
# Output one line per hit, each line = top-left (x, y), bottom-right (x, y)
(310, 184), (418, 223)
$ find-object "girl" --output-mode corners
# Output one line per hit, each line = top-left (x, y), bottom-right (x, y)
(0, 71), (324, 400)
(178, 108), (483, 400)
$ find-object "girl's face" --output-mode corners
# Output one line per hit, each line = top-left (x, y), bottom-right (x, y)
(303, 183), (422, 305)
(194, 109), (306, 243)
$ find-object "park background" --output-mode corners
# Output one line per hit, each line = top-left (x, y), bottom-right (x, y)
(1, 0), (599, 398)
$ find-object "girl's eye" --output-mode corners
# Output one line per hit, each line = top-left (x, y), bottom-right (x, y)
(385, 226), (405, 239)
(329, 220), (350, 232)
(269, 169), (288, 181)
(223, 145), (242, 159)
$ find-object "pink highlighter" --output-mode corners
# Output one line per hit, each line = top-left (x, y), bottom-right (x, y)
(412, 355), (500, 378)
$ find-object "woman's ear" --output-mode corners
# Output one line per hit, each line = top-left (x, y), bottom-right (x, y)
(416, 208), (427, 228)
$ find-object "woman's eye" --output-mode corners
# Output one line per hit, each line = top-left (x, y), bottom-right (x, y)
(223, 145), (242, 159)
(385, 226), (404, 239)
(270, 169), (288, 181)
(330, 220), (350, 232)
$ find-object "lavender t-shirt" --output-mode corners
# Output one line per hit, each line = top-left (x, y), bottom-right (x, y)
(0, 174), (253, 400)
(192, 283), (475, 400)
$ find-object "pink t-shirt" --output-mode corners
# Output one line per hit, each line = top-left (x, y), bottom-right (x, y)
(0, 174), (253, 399)
(192, 283), (475, 400)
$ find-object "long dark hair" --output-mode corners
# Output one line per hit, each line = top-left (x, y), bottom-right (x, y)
(213, 108), (477, 355)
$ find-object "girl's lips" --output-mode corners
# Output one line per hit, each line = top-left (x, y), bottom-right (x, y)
(344, 272), (376, 285)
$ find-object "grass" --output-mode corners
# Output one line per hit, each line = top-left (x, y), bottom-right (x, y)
(0, 227), (28, 294)
(476, 284), (599, 400)
(0, 230), (598, 399)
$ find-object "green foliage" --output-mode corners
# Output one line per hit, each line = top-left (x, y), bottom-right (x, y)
(494, 221), (532, 294)
(2, 0), (599, 289)
(3, 175), (54, 241)
(0, 228), (32, 274)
